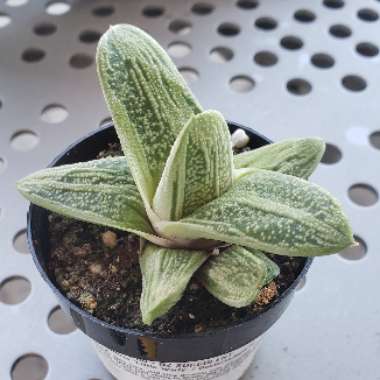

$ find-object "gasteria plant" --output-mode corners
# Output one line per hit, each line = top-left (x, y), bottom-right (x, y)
(17, 25), (354, 326)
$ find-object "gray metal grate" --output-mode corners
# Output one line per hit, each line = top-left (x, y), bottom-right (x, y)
(0, 0), (379, 379)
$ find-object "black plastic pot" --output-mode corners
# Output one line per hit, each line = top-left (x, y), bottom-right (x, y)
(27, 122), (312, 362)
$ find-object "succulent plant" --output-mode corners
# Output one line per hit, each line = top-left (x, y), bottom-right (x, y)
(17, 25), (354, 326)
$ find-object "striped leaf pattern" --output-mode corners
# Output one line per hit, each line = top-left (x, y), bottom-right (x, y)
(97, 25), (202, 209)
(140, 243), (208, 325)
(17, 158), (171, 246)
(157, 169), (354, 256)
(234, 138), (325, 180)
(153, 110), (233, 221)
(199, 245), (280, 307)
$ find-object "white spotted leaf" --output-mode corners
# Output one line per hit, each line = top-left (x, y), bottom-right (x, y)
(140, 243), (208, 325)
(234, 138), (325, 179)
(97, 25), (202, 210)
(199, 245), (279, 307)
(16, 157), (173, 246)
(153, 110), (233, 221)
(157, 169), (354, 256)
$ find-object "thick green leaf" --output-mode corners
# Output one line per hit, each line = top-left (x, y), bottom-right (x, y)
(153, 110), (233, 221)
(157, 169), (354, 256)
(17, 157), (173, 246)
(199, 245), (279, 308)
(140, 243), (208, 325)
(97, 24), (202, 210)
(234, 138), (325, 179)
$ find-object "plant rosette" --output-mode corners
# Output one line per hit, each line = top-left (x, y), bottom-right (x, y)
(18, 25), (354, 380)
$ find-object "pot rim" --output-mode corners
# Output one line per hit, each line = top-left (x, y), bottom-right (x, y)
(27, 122), (313, 341)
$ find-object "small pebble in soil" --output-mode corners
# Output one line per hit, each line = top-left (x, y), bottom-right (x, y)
(78, 291), (97, 312)
(89, 263), (103, 275)
(231, 128), (250, 149)
(101, 230), (118, 248)
(194, 323), (206, 333)
(189, 282), (200, 290)
(72, 243), (91, 257)
(256, 282), (278, 306)
(109, 264), (118, 273)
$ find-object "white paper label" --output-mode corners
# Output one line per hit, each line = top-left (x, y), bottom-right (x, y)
(94, 337), (261, 380)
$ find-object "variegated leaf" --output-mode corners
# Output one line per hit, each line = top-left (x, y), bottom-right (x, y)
(139, 243), (208, 325)
(157, 169), (354, 256)
(153, 110), (233, 221)
(199, 245), (279, 308)
(234, 138), (325, 179)
(17, 158), (173, 246)
(97, 24), (202, 209)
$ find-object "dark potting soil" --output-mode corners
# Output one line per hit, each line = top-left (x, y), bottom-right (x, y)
(48, 142), (305, 336)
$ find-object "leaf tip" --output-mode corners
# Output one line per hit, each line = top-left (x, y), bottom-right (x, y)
(141, 312), (155, 326)
(305, 137), (326, 160)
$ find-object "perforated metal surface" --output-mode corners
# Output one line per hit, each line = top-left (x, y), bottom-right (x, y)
(0, 0), (379, 379)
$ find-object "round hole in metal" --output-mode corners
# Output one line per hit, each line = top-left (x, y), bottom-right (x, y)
(6, 0), (28, 6)
(191, 3), (214, 15)
(255, 16), (277, 30)
(339, 236), (367, 261)
(217, 22), (240, 37)
(169, 20), (192, 35)
(356, 42), (379, 57)
(179, 67), (199, 83)
(48, 306), (76, 334)
(348, 184), (378, 206)
(79, 30), (101, 44)
(0, 13), (11, 28)
(294, 9), (316, 22)
(22, 48), (45, 63)
(329, 24), (351, 38)
(357, 8), (379, 22)
(0, 157), (5, 174)
(142, 5), (164, 17)
(230, 75), (255, 93)
(321, 143), (342, 164)
(33, 22), (57, 36)
(92, 5), (114, 17)
(323, 0), (344, 9)
(11, 354), (48, 380)
(168, 42), (192, 58)
(46, 1), (71, 15)
(280, 35), (303, 50)
(254, 51), (278, 66)
(236, 0), (259, 10)
(99, 117), (112, 128)
(0, 276), (31, 305)
(311, 53), (335, 68)
(13, 229), (28, 254)
(369, 131), (380, 149)
(41, 104), (68, 124)
(210, 47), (234, 63)
(342, 75), (367, 92)
(286, 78), (312, 95)
(10, 130), (39, 151)
(69, 53), (94, 69)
